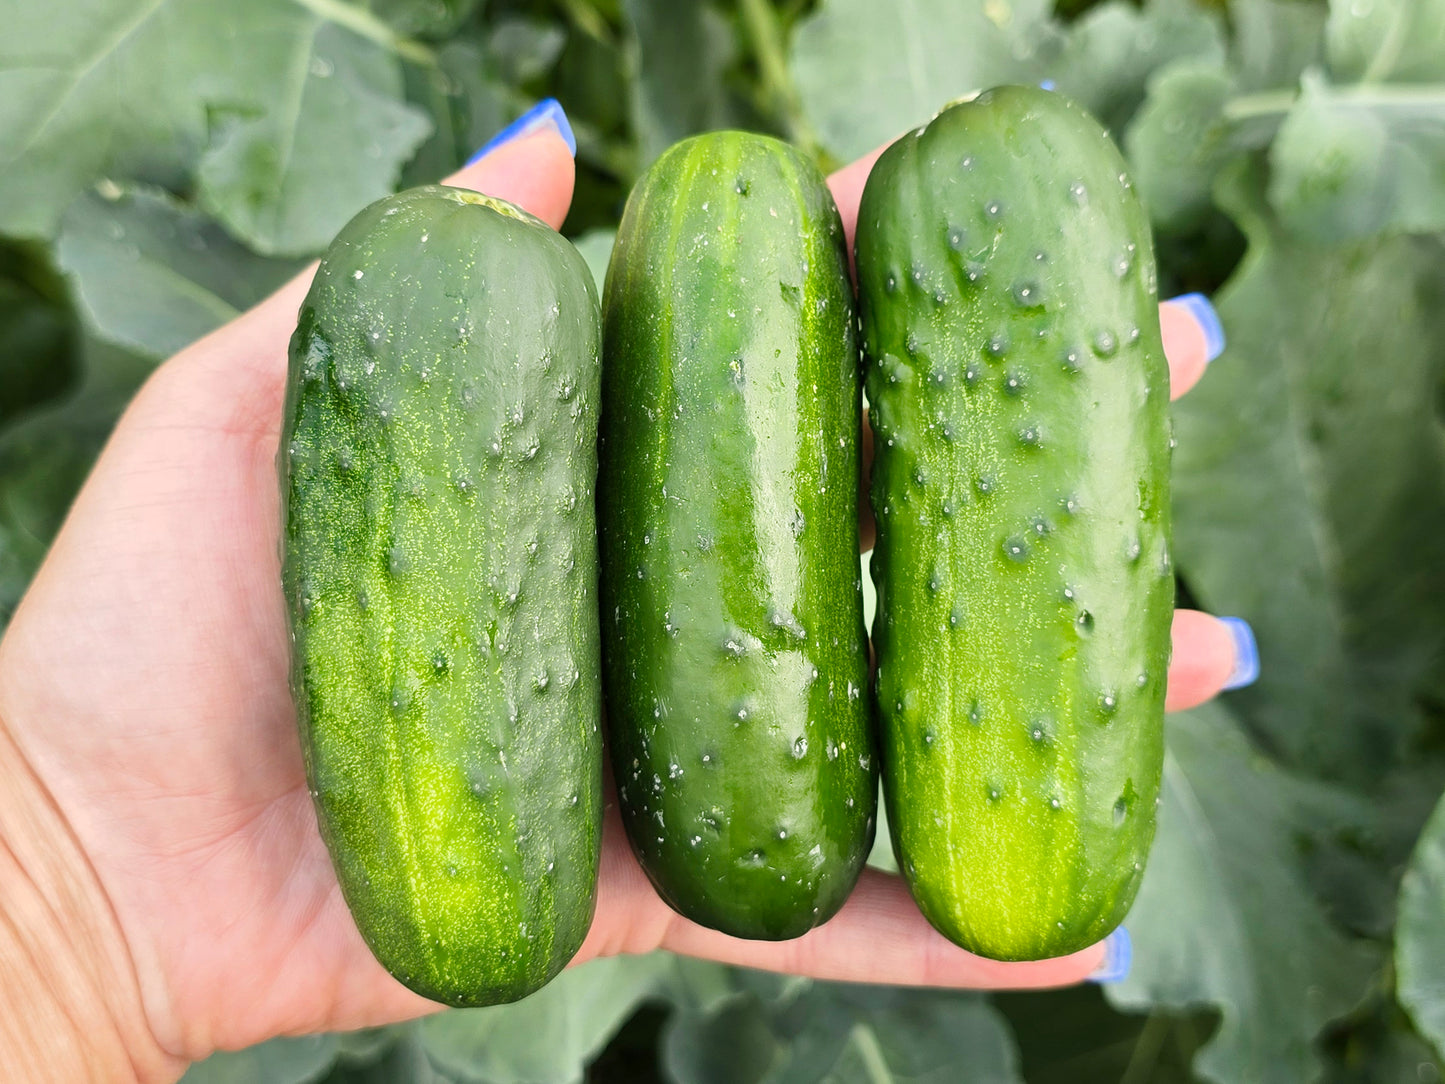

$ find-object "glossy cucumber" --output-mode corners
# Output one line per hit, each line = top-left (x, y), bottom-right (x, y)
(856, 87), (1173, 960)
(599, 132), (875, 940)
(281, 185), (603, 1004)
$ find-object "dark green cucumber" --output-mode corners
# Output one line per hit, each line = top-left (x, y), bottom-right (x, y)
(280, 185), (603, 1004)
(857, 87), (1173, 960)
(599, 132), (875, 940)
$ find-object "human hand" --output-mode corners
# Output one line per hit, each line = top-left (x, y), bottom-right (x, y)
(0, 103), (1254, 1082)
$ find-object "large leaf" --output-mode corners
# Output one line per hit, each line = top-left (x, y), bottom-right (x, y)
(1395, 786), (1445, 1060)
(57, 184), (301, 359)
(400, 40), (511, 187)
(997, 986), (1209, 1084)
(665, 979), (1021, 1084)
(621, 0), (740, 167)
(0, 0), (427, 243)
(1231, 0), (1328, 92)
(0, 336), (156, 625)
(1170, 161), (1445, 777)
(1259, 0), (1445, 241)
(1049, 0), (1225, 136)
(196, 21), (430, 256)
(0, 241), (79, 426)
(789, 0), (1058, 162)
(178, 1034), (339, 1084)
(1111, 704), (1379, 1084)
(1267, 70), (1445, 242)
(1125, 60), (1241, 232)
(571, 227), (616, 293)
(1326, 0), (1445, 84)
(417, 954), (673, 1083)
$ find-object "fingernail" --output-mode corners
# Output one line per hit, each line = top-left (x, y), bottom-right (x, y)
(1219, 617), (1260, 690)
(467, 98), (576, 165)
(1086, 925), (1132, 982)
(1168, 292), (1226, 363)
(1088, 927), (1132, 985)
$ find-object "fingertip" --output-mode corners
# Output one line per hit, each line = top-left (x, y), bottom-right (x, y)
(1172, 292), (1226, 362)
(467, 98), (576, 164)
(1086, 926), (1132, 985)
(1218, 616), (1260, 690)
(443, 127), (576, 231)
(1166, 609), (1244, 712)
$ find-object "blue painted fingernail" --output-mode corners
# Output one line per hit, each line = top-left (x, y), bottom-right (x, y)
(1088, 927), (1132, 985)
(1039, 79), (1057, 92)
(1219, 617), (1259, 690)
(1169, 292), (1226, 363)
(467, 98), (576, 165)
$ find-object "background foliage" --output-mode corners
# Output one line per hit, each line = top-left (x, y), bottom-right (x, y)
(5, 0), (1445, 1079)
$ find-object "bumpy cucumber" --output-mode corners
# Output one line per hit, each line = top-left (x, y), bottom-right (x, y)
(281, 185), (603, 1004)
(857, 87), (1173, 960)
(599, 132), (875, 940)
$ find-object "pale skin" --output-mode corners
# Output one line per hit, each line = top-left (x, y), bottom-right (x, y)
(0, 129), (1241, 1082)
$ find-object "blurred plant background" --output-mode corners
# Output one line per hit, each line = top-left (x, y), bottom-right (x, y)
(5, 0), (1445, 1079)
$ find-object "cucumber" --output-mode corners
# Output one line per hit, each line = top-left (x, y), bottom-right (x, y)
(280, 185), (603, 1005)
(598, 132), (875, 940)
(856, 87), (1173, 960)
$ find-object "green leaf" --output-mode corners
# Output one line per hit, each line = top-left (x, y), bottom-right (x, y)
(666, 981), (1022, 1084)
(1050, 0), (1225, 136)
(490, 17), (568, 85)
(1170, 161), (1445, 777)
(1111, 704), (1378, 1084)
(400, 41), (512, 187)
(1125, 61), (1240, 232)
(1326, 0), (1445, 84)
(366, 0), (479, 40)
(1267, 70), (1445, 242)
(196, 21), (431, 257)
(571, 227), (616, 292)
(0, 0), (429, 242)
(179, 1034), (339, 1084)
(0, 334), (157, 626)
(663, 994), (783, 1084)
(417, 954), (673, 1083)
(997, 985), (1210, 1084)
(56, 184), (301, 359)
(0, 241), (80, 426)
(622, 0), (740, 167)
(789, 0), (1059, 162)
(1395, 786), (1445, 1060)
(1231, 0), (1328, 92)
(321, 1030), (462, 1083)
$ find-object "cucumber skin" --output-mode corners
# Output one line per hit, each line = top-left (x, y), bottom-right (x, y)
(599, 132), (876, 940)
(857, 87), (1173, 961)
(280, 186), (603, 1005)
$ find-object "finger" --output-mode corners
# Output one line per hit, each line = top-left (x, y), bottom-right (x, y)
(581, 801), (1105, 990)
(826, 143), (889, 268)
(1166, 610), (1259, 712)
(658, 868), (1104, 989)
(1161, 294), (1226, 399)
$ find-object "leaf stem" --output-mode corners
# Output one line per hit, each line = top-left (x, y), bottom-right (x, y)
(1119, 1012), (1169, 1084)
(289, 0), (435, 66)
(737, 0), (821, 153)
(1360, 1), (1411, 85)
(1223, 82), (1445, 122)
(848, 1023), (892, 1084)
